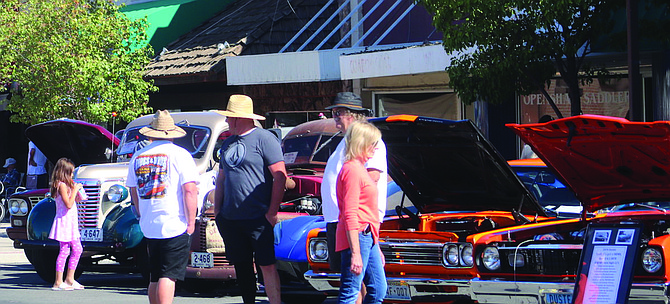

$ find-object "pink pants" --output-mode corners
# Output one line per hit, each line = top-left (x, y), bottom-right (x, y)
(56, 239), (82, 273)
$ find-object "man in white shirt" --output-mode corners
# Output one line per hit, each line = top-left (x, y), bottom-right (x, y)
(27, 141), (48, 189)
(321, 92), (388, 272)
(126, 110), (198, 304)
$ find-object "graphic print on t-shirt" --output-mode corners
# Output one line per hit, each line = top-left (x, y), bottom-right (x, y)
(134, 154), (169, 199)
(224, 141), (246, 168)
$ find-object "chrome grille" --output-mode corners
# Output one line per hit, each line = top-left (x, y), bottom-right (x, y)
(77, 185), (101, 229)
(380, 239), (443, 266)
(196, 216), (230, 267)
(28, 196), (43, 208)
(498, 246), (582, 275)
(198, 217), (209, 250)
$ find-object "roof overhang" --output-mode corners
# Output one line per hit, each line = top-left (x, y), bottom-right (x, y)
(339, 43), (452, 79)
(225, 43), (450, 85)
(226, 48), (346, 85)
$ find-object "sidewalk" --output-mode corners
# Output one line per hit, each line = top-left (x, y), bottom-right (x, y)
(0, 222), (30, 265)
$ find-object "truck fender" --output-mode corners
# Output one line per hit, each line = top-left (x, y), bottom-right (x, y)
(102, 202), (143, 249)
(26, 197), (56, 241)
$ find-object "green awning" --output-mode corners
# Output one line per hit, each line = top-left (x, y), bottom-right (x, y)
(121, 0), (235, 55)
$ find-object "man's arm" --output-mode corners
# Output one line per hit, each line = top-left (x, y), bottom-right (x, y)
(129, 186), (141, 218)
(182, 181), (198, 235)
(265, 161), (287, 226)
(213, 169), (225, 215)
(29, 148), (37, 167)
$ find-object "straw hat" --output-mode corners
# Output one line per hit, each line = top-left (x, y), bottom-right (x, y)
(139, 110), (186, 139)
(214, 95), (266, 121)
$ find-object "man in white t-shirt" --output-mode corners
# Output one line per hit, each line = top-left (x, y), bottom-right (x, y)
(27, 141), (48, 189)
(321, 92), (388, 273)
(126, 110), (198, 304)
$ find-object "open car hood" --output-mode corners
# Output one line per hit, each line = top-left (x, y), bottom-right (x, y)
(372, 115), (544, 215)
(507, 114), (670, 212)
(25, 119), (119, 166)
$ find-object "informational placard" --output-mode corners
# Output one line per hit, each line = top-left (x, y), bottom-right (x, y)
(572, 223), (641, 304)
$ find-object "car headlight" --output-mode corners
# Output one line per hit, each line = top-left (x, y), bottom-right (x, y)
(461, 244), (474, 266)
(481, 246), (501, 271)
(508, 252), (525, 267)
(642, 247), (663, 273)
(106, 184), (129, 203)
(9, 198), (29, 216)
(309, 238), (329, 262)
(443, 244), (460, 266)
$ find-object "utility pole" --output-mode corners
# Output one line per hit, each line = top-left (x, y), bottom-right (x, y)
(627, 0), (641, 121)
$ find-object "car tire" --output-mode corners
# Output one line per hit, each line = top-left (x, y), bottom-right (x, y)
(0, 200), (6, 223)
(24, 248), (83, 283)
(129, 240), (150, 284)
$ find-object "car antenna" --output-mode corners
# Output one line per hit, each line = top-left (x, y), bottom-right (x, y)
(111, 112), (117, 163)
(314, 130), (342, 155)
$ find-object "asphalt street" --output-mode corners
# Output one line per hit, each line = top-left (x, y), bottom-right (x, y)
(0, 221), (336, 304)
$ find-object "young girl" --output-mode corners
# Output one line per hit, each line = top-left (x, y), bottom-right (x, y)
(48, 158), (86, 291)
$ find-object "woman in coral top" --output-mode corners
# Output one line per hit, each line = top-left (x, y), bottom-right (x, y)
(336, 121), (387, 304)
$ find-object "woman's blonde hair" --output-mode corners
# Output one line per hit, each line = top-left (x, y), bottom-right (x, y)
(344, 121), (381, 162)
(50, 158), (75, 197)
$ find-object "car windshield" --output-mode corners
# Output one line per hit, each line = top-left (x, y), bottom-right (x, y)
(282, 133), (342, 165)
(513, 166), (581, 211)
(116, 125), (211, 161)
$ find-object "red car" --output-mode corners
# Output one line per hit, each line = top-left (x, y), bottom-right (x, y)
(304, 115), (576, 303)
(471, 115), (670, 304)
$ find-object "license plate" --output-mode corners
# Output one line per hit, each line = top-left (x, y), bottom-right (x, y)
(191, 252), (214, 268)
(544, 292), (572, 304)
(80, 228), (102, 242)
(385, 281), (411, 301)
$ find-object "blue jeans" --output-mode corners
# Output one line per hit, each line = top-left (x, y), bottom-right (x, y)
(338, 231), (387, 304)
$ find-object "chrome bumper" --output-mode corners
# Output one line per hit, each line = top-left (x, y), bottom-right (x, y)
(304, 270), (471, 298)
(471, 279), (670, 304)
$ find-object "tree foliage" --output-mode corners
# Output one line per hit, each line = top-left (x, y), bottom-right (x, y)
(420, 0), (618, 117)
(0, 0), (156, 125)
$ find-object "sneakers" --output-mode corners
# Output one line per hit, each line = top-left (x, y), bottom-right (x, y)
(51, 283), (74, 291)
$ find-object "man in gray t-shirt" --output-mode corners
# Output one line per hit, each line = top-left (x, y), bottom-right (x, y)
(218, 128), (284, 219)
(213, 95), (287, 304)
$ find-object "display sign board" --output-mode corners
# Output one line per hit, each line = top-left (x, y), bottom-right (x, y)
(572, 223), (642, 304)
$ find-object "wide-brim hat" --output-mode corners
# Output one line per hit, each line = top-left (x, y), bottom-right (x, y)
(326, 92), (367, 111)
(214, 94), (266, 121)
(3, 157), (16, 168)
(325, 92), (369, 113)
(139, 110), (186, 139)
